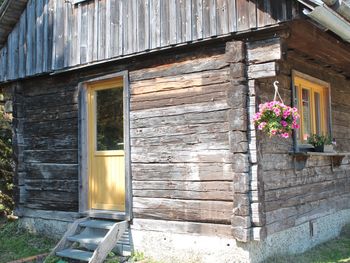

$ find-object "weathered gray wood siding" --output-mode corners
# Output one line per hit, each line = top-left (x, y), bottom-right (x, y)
(256, 52), (350, 236)
(0, 0), (294, 82)
(13, 41), (244, 231)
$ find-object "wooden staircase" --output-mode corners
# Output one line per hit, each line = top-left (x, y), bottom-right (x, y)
(49, 217), (128, 263)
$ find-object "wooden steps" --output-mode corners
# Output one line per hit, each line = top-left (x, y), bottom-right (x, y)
(56, 249), (93, 262)
(49, 218), (128, 263)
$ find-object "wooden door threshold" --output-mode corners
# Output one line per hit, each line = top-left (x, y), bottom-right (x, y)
(80, 210), (129, 221)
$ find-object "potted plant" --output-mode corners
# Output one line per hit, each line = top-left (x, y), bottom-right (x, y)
(253, 101), (300, 139)
(307, 134), (334, 152)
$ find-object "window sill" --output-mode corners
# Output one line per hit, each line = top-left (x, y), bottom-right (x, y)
(288, 151), (350, 171)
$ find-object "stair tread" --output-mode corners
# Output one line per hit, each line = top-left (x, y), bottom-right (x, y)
(56, 248), (93, 261)
(68, 231), (105, 245)
(80, 219), (116, 229)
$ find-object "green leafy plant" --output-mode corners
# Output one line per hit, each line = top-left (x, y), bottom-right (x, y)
(131, 251), (145, 262)
(0, 102), (13, 217)
(307, 134), (332, 147)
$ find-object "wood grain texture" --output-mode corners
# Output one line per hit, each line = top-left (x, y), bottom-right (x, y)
(0, 0), (296, 82)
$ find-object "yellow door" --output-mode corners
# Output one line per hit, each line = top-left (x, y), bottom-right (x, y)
(87, 78), (125, 211)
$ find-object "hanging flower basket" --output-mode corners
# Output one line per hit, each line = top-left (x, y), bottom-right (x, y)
(253, 81), (300, 139)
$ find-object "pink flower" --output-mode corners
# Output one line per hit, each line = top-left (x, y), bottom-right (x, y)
(271, 129), (277, 135)
(283, 110), (291, 119)
(280, 132), (289, 138)
(273, 107), (281, 116)
(281, 120), (288, 127)
(258, 122), (267, 130)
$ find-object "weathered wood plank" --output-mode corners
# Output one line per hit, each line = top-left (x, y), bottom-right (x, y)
(133, 181), (233, 201)
(23, 149), (78, 164)
(131, 163), (234, 181)
(149, 0), (161, 49)
(236, 0), (250, 31)
(52, 0), (65, 69)
(228, 0), (237, 32)
(132, 219), (232, 236)
(87, 0), (95, 62)
(160, 0), (170, 46)
(35, 0), (44, 74)
(25, 163), (78, 180)
(133, 197), (233, 223)
(131, 68), (230, 95)
(192, 0), (203, 40)
(98, 0), (106, 60)
(216, 0), (229, 35)
(137, 0), (150, 52)
(80, 3), (88, 63)
(247, 38), (282, 64)
(18, 10), (27, 78)
(26, 0), (36, 75)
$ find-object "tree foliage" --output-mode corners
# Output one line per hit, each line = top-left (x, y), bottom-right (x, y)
(0, 104), (13, 216)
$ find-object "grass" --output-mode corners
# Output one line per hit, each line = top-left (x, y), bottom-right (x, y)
(0, 219), (56, 263)
(265, 224), (350, 263)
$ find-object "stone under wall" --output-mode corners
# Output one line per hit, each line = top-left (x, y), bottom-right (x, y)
(256, 52), (350, 237)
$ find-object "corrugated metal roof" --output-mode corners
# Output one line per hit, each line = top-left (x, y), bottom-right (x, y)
(0, 0), (28, 48)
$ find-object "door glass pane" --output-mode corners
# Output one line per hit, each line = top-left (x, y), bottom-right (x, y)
(314, 92), (321, 135)
(302, 88), (311, 141)
(96, 87), (124, 151)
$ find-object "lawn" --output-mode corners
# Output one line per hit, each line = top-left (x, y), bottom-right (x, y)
(264, 224), (350, 263)
(1, 219), (350, 263)
(0, 219), (56, 263)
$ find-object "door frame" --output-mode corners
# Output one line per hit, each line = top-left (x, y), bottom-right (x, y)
(78, 71), (132, 220)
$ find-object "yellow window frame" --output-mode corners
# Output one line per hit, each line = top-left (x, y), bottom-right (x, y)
(294, 75), (330, 143)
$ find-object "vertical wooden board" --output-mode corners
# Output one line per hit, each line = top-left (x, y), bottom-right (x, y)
(47, 0), (54, 70)
(26, 0), (36, 76)
(42, 0), (49, 72)
(270, 0), (286, 22)
(263, 0), (275, 25)
(209, 0), (217, 36)
(110, 0), (118, 56)
(52, 0), (65, 69)
(7, 30), (13, 79)
(93, 0), (99, 61)
(2, 46), (8, 81)
(169, 0), (177, 44)
(136, 0), (148, 51)
(12, 25), (20, 80)
(202, 0), (211, 38)
(160, 0), (170, 46)
(19, 10), (27, 78)
(105, 0), (111, 58)
(149, 0), (161, 48)
(228, 0), (237, 32)
(80, 3), (88, 63)
(185, 0), (192, 41)
(118, 0), (124, 55)
(256, 0), (265, 27)
(236, 0), (250, 31)
(87, 0), (95, 62)
(98, 0), (106, 60)
(35, 0), (44, 74)
(64, 1), (71, 67)
(216, 0), (229, 35)
(176, 0), (185, 42)
(249, 0), (257, 28)
(191, 0), (203, 40)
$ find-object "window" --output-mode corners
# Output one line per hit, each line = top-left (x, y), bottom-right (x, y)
(293, 74), (330, 143)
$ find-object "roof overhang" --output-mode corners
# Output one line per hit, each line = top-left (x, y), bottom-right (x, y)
(0, 0), (28, 48)
(297, 0), (350, 42)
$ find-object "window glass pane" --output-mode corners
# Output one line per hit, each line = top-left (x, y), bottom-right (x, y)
(314, 92), (321, 135)
(96, 87), (124, 151)
(302, 88), (311, 141)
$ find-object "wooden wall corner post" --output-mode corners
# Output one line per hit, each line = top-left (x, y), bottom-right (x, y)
(225, 40), (252, 242)
(244, 36), (285, 241)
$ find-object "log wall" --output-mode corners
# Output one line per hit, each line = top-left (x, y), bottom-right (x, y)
(256, 52), (350, 237)
(12, 40), (250, 235)
(0, 0), (296, 83)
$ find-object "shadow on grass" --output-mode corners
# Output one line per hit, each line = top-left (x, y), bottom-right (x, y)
(264, 224), (350, 263)
(0, 219), (57, 263)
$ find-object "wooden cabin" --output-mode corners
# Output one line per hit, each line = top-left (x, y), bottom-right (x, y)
(1, 0), (350, 262)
